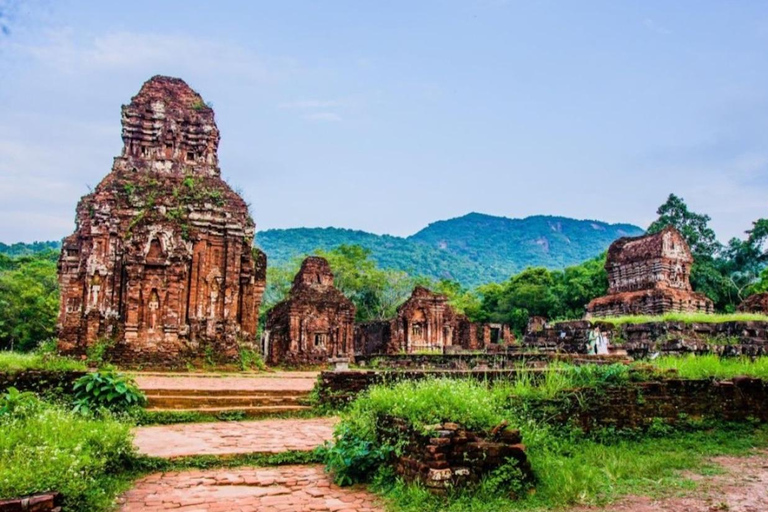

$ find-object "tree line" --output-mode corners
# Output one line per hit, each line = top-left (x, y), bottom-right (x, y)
(1, 194), (766, 350)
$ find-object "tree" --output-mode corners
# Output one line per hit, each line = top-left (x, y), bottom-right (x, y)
(647, 193), (721, 260)
(0, 252), (59, 351)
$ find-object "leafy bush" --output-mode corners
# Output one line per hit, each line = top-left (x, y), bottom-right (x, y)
(238, 345), (266, 371)
(73, 370), (146, 414)
(0, 387), (39, 416)
(321, 423), (394, 486)
(0, 397), (134, 511)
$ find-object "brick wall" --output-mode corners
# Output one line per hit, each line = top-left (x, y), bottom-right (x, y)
(524, 320), (768, 356)
(378, 416), (531, 492)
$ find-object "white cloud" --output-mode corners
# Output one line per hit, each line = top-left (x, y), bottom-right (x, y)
(15, 29), (289, 83)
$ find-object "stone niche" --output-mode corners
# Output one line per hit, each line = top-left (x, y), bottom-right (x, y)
(354, 287), (514, 356)
(264, 257), (356, 365)
(586, 226), (713, 317)
(57, 76), (267, 366)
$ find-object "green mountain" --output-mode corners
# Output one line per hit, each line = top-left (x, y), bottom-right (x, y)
(257, 213), (643, 288)
(2, 213), (642, 288)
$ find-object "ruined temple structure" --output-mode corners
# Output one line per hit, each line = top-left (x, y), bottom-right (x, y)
(738, 293), (768, 315)
(586, 226), (713, 317)
(354, 287), (514, 356)
(264, 257), (356, 365)
(58, 76), (267, 365)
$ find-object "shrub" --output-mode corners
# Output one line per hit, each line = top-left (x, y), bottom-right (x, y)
(73, 370), (146, 414)
(0, 397), (134, 511)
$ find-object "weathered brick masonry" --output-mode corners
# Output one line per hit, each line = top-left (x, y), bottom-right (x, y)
(57, 76), (266, 366)
(586, 226), (713, 317)
(264, 257), (356, 365)
(525, 320), (768, 356)
(379, 416), (531, 492)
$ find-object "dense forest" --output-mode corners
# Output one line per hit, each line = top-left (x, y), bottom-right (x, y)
(257, 213), (643, 287)
(1, 195), (766, 350)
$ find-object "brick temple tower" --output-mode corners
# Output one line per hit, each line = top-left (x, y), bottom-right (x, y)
(57, 76), (266, 365)
(586, 226), (712, 317)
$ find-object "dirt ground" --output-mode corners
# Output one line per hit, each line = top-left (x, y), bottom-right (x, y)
(573, 449), (768, 512)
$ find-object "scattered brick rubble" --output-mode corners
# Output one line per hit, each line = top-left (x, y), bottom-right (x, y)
(57, 76), (266, 366)
(380, 416), (531, 492)
(0, 492), (62, 512)
(586, 226), (713, 317)
(738, 292), (768, 314)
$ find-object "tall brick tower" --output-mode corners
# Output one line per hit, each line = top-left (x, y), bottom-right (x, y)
(58, 76), (266, 365)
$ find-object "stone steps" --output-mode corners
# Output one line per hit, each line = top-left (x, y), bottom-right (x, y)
(143, 405), (313, 417)
(143, 387), (309, 397)
(145, 393), (307, 409)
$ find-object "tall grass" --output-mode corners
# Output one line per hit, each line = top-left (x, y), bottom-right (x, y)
(0, 398), (134, 510)
(595, 312), (768, 325)
(651, 354), (768, 380)
(377, 423), (768, 511)
(0, 350), (86, 373)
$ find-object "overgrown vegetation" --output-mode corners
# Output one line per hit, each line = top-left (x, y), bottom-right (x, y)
(325, 374), (768, 511)
(651, 354), (768, 380)
(72, 370), (146, 414)
(0, 393), (135, 511)
(0, 349), (86, 373)
(597, 312), (768, 326)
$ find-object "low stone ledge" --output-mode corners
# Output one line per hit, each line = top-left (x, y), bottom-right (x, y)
(0, 492), (62, 512)
(0, 371), (86, 395)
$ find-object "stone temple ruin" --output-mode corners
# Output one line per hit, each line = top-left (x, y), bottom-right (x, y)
(57, 76), (266, 365)
(264, 257), (356, 365)
(586, 226), (713, 317)
(354, 286), (514, 356)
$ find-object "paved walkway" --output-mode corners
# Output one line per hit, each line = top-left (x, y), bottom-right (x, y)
(134, 418), (337, 458)
(120, 465), (382, 511)
(134, 373), (318, 393)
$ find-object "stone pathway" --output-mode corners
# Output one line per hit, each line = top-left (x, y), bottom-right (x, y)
(134, 418), (337, 458)
(120, 465), (383, 511)
(134, 373), (319, 393)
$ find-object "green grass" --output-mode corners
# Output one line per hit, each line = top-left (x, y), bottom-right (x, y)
(0, 350), (87, 373)
(376, 422), (768, 511)
(0, 399), (134, 511)
(130, 407), (326, 426)
(131, 449), (324, 473)
(650, 354), (768, 380)
(594, 312), (768, 325)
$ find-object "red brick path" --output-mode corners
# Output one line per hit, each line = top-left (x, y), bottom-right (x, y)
(134, 373), (319, 393)
(120, 465), (382, 511)
(134, 418), (337, 458)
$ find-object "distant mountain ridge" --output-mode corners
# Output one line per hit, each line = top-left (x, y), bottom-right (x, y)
(1, 213), (643, 288)
(257, 213), (643, 287)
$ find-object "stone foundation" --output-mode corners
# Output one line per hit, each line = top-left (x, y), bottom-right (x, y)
(0, 492), (61, 512)
(0, 371), (86, 395)
(536, 377), (768, 432)
(524, 320), (768, 356)
(379, 416), (531, 492)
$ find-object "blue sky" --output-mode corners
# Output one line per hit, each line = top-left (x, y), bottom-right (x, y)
(1, 0), (767, 243)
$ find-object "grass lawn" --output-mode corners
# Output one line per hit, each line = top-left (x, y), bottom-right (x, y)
(0, 350), (86, 373)
(592, 312), (768, 325)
